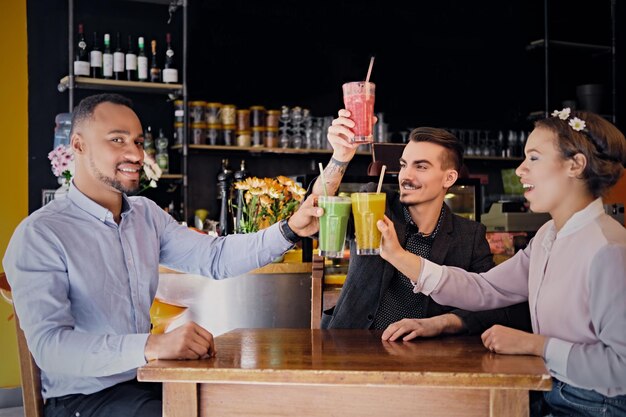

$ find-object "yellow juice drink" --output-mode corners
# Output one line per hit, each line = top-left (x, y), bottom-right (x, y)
(149, 297), (188, 334)
(351, 193), (386, 255)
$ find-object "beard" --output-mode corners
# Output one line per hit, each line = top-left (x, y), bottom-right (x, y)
(89, 156), (140, 194)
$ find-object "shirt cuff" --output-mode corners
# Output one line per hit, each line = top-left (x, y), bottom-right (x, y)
(413, 258), (444, 295)
(123, 333), (150, 366)
(544, 337), (573, 379)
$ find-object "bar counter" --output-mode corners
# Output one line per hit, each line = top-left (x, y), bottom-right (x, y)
(138, 328), (551, 417)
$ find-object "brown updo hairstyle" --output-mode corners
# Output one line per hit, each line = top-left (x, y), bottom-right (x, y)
(535, 111), (626, 198)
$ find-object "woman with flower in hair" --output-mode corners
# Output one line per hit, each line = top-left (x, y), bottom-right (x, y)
(377, 109), (626, 416)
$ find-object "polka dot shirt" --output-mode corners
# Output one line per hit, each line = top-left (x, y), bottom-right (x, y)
(371, 204), (445, 330)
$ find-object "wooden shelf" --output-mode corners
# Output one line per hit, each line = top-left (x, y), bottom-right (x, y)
(172, 144), (371, 156)
(526, 39), (611, 53)
(160, 174), (183, 180)
(58, 76), (183, 95)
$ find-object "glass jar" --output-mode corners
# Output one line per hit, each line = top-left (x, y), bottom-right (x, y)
(266, 110), (280, 129)
(191, 122), (206, 145)
(265, 127), (279, 148)
(174, 122), (184, 145)
(205, 102), (222, 125)
(251, 126), (265, 147)
(250, 105), (266, 127)
(207, 123), (222, 146)
(174, 100), (184, 123)
(189, 101), (206, 124)
(236, 131), (251, 147)
(220, 104), (236, 125)
(236, 109), (250, 132)
(223, 125), (235, 146)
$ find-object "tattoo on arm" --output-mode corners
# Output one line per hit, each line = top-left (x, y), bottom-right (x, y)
(313, 157), (350, 195)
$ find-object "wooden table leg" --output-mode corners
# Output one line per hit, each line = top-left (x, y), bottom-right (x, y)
(490, 389), (528, 417)
(163, 382), (197, 417)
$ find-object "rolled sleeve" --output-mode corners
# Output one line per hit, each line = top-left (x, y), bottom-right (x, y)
(416, 258), (444, 295)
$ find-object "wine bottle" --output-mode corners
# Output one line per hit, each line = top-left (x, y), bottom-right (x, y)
(73, 23), (90, 76)
(125, 35), (137, 81)
(102, 33), (113, 79)
(89, 31), (102, 78)
(162, 33), (178, 83)
(150, 39), (161, 82)
(233, 160), (249, 233)
(137, 37), (148, 82)
(113, 32), (125, 80)
(155, 129), (170, 173)
(144, 126), (156, 158)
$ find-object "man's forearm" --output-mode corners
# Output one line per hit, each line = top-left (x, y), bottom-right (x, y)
(312, 157), (350, 196)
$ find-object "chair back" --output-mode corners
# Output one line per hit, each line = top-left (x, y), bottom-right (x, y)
(310, 255), (325, 329)
(1, 272), (44, 417)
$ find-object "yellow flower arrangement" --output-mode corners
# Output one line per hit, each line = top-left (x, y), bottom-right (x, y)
(234, 175), (306, 233)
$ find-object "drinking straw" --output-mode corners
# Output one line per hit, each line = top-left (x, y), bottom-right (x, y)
(318, 162), (328, 197)
(365, 56), (375, 83)
(365, 56), (375, 96)
(376, 165), (386, 194)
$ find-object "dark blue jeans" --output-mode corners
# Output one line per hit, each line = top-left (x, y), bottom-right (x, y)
(44, 379), (162, 417)
(533, 378), (626, 417)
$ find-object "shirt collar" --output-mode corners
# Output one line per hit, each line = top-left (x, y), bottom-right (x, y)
(541, 198), (605, 251)
(401, 203), (444, 239)
(556, 198), (605, 239)
(67, 180), (133, 223)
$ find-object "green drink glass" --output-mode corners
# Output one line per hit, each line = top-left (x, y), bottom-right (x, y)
(318, 196), (352, 258)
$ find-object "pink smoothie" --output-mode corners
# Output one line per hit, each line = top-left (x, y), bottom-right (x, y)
(342, 82), (375, 143)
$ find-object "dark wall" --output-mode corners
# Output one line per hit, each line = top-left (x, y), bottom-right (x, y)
(28, 0), (625, 215)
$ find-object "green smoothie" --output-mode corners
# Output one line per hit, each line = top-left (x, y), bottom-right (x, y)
(318, 196), (352, 258)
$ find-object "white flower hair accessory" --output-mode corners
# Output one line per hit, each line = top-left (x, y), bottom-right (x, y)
(551, 107), (571, 120)
(568, 117), (586, 132)
(551, 107), (587, 132)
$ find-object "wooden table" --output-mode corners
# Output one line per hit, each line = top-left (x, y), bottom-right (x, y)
(138, 329), (551, 417)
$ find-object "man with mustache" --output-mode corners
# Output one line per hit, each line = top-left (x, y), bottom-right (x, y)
(314, 109), (530, 339)
(4, 93), (322, 417)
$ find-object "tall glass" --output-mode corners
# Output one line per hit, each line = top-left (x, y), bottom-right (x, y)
(351, 193), (386, 255)
(318, 196), (351, 258)
(149, 297), (188, 334)
(342, 81), (375, 144)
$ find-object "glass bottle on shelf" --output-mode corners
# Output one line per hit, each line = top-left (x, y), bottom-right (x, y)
(102, 33), (113, 79)
(144, 126), (156, 159)
(89, 31), (102, 78)
(113, 32), (125, 80)
(125, 35), (137, 81)
(217, 159), (234, 236)
(155, 129), (169, 173)
(137, 37), (148, 82)
(233, 160), (249, 233)
(162, 33), (178, 83)
(150, 40), (161, 82)
(74, 23), (90, 77)
(290, 107), (304, 149)
(279, 106), (291, 148)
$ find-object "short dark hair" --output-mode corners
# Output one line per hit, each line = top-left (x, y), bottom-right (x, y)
(70, 93), (134, 137)
(535, 111), (626, 198)
(408, 127), (464, 171)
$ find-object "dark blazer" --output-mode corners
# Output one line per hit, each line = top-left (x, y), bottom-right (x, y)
(322, 189), (531, 334)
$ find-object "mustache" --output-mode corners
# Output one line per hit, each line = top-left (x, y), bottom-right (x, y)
(400, 180), (419, 188)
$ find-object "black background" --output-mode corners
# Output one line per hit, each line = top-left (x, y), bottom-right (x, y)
(27, 0), (625, 217)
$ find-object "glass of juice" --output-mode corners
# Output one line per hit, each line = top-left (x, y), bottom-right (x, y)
(149, 297), (188, 334)
(342, 81), (375, 144)
(318, 195), (352, 258)
(351, 192), (386, 255)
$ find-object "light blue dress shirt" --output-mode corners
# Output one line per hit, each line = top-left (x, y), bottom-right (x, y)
(3, 182), (293, 399)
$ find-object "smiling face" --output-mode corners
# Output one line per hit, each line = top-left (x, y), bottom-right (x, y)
(72, 102), (145, 196)
(398, 141), (458, 207)
(515, 127), (585, 216)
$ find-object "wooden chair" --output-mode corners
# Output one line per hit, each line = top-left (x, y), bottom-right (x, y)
(0, 272), (44, 417)
(310, 255), (325, 329)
